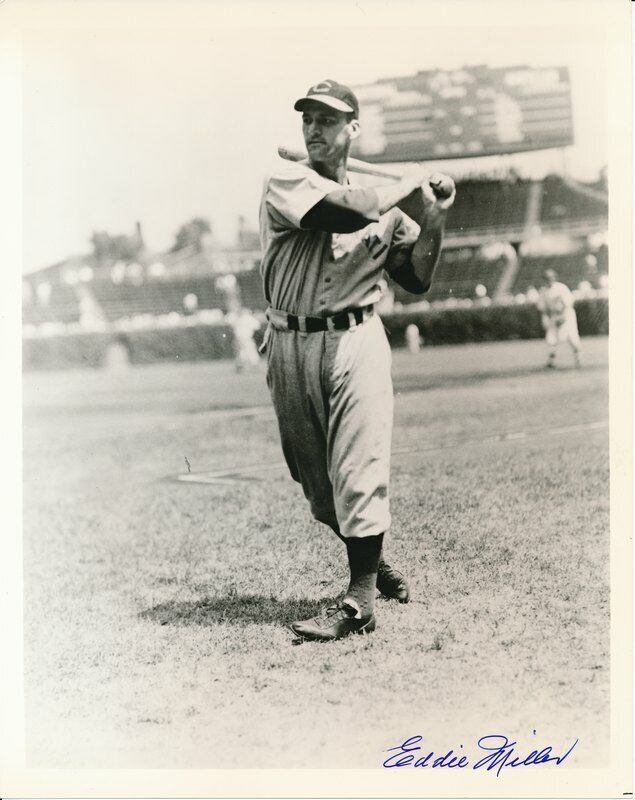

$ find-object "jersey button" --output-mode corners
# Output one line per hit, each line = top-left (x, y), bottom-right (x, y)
(325, 277), (331, 284)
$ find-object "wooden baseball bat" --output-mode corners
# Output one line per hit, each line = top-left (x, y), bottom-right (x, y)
(277, 146), (403, 181)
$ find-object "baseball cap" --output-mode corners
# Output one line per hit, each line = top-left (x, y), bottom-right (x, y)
(294, 79), (359, 118)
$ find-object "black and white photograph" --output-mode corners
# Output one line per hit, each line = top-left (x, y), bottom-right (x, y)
(1, 0), (631, 797)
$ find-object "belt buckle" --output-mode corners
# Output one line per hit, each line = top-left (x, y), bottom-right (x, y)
(326, 315), (336, 331)
(348, 311), (357, 330)
(297, 315), (307, 333)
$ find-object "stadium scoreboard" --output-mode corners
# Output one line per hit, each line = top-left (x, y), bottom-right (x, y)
(351, 65), (574, 162)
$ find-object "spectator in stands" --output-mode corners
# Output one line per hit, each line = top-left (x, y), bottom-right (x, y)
(537, 268), (581, 369)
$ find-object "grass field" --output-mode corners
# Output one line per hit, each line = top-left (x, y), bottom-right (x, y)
(22, 336), (609, 769)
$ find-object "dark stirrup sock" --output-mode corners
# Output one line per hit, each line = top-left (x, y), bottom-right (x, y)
(330, 523), (347, 544)
(344, 533), (384, 618)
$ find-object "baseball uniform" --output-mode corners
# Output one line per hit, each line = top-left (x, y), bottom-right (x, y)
(231, 309), (261, 369)
(259, 161), (420, 539)
(538, 280), (581, 350)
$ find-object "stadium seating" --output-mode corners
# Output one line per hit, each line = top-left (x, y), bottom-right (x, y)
(22, 284), (81, 325)
(596, 243), (608, 273)
(22, 174), (609, 331)
(91, 277), (229, 320)
(389, 250), (506, 303)
(444, 178), (531, 234)
(236, 269), (266, 311)
(539, 175), (607, 225)
(512, 254), (604, 294)
(182, 277), (231, 312)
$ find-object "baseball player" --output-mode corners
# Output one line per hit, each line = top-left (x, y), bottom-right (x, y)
(405, 323), (423, 353)
(230, 307), (262, 372)
(259, 79), (455, 641)
(537, 268), (581, 368)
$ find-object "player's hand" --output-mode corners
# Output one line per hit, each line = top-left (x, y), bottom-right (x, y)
(428, 172), (456, 210)
(396, 169), (455, 221)
(401, 168), (456, 211)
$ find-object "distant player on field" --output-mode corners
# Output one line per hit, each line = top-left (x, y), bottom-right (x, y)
(230, 307), (262, 372)
(537, 268), (581, 368)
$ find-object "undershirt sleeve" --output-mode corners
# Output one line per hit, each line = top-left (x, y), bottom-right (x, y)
(300, 188), (380, 233)
(383, 209), (421, 274)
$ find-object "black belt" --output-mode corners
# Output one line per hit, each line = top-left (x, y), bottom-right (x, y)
(286, 305), (374, 333)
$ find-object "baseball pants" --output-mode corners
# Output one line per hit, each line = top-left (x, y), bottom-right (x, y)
(545, 310), (580, 349)
(266, 312), (393, 539)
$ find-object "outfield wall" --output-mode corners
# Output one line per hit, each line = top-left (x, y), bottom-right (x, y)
(382, 297), (607, 347)
(22, 297), (608, 371)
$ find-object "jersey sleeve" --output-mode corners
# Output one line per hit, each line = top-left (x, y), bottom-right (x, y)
(383, 209), (421, 274)
(265, 164), (340, 230)
(300, 188), (380, 233)
(557, 283), (574, 308)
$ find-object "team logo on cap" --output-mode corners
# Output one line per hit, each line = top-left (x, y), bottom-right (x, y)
(310, 81), (334, 93)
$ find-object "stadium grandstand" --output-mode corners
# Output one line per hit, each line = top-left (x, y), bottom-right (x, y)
(91, 277), (230, 321)
(22, 59), (608, 366)
(22, 171), (608, 339)
(444, 176), (532, 239)
(22, 175), (608, 344)
(22, 64), (609, 357)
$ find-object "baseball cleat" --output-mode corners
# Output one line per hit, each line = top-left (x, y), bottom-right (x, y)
(290, 600), (376, 641)
(377, 562), (410, 603)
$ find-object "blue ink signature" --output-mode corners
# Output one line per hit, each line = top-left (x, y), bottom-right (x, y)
(383, 733), (578, 776)
(383, 735), (469, 769)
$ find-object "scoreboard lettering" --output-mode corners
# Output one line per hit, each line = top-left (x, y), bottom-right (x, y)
(351, 65), (574, 162)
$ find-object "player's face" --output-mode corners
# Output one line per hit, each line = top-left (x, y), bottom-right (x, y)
(301, 102), (357, 162)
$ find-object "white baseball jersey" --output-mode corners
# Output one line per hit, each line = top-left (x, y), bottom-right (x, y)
(259, 162), (420, 316)
(538, 281), (580, 348)
(538, 281), (574, 321)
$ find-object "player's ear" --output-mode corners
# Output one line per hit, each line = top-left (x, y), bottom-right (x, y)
(347, 119), (361, 140)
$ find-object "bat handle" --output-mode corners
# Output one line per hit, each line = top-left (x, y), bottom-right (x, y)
(277, 147), (304, 163)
